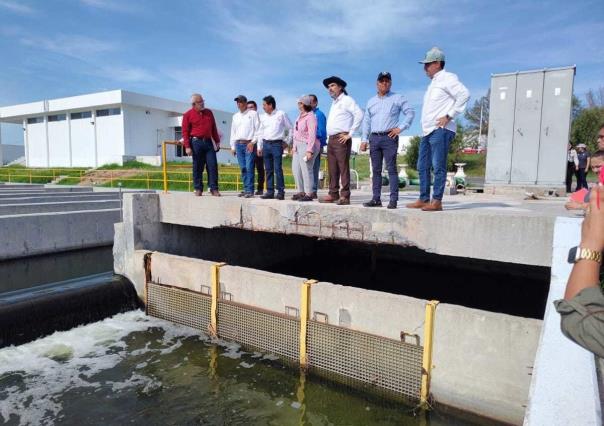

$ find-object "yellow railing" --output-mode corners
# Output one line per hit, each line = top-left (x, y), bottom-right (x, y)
(0, 168), (88, 184)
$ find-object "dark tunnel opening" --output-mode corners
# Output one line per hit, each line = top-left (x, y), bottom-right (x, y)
(153, 224), (551, 319)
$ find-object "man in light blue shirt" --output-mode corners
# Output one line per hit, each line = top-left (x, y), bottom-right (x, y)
(360, 72), (415, 209)
(310, 94), (327, 198)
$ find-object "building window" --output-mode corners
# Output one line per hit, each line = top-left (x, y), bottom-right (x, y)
(96, 108), (121, 117)
(71, 111), (92, 120)
(27, 117), (44, 124)
(48, 114), (66, 122)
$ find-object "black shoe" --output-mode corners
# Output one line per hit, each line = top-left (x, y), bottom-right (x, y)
(261, 193), (274, 199)
(387, 201), (397, 209)
(363, 199), (382, 207)
(276, 193), (285, 200)
(310, 191), (318, 199)
(291, 192), (303, 201)
(299, 195), (313, 202)
(244, 193), (254, 198)
(255, 190), (263, 196)
(238, 192), (245, 197)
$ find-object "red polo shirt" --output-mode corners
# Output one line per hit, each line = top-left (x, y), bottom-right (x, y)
(181, 108), (220, 149)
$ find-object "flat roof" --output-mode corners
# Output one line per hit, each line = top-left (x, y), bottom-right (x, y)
(0, 90), (190, 124)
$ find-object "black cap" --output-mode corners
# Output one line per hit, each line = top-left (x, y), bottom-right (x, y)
(377, 71), (391, 81)
(323, 76), (347, 89)
(234, 95), (247, 103)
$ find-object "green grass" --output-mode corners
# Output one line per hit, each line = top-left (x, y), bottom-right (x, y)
(0, 166), (87, 184)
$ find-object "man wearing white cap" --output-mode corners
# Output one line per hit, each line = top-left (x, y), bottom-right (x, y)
(406, 47), (470, 212)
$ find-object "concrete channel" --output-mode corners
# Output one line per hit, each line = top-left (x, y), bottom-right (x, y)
(113, 191), (599, 425)
(0, 183), (146, 260)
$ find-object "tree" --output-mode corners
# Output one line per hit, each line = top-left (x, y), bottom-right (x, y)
(404, 135), (421, 169)
(572, 94), (583, 121)
(464, 90), (489, 148)
(570, 107), (604, 152)
(586, 87), (604, 108)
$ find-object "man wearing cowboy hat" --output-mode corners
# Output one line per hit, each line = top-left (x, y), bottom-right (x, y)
(319, 76), (364, 205)
(406, 47), (470, 212)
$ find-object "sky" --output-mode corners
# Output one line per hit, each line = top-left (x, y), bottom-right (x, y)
(0, 0), (602, 145)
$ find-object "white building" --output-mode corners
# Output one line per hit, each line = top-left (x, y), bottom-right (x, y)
(0, 90), (233, 168)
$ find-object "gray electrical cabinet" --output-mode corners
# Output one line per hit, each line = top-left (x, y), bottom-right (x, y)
(485, 66), (575, 187)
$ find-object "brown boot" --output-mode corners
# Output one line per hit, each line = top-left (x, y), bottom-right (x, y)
(405, 199), (429, 209)
(194, 190), (202, 197)
(336, 198), (350, 205)
(210, 190), (221, 197)
(422, 200), (443, 211)
(319, 194), (338, 203)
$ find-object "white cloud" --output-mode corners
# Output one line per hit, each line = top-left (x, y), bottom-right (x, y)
(19, 35), (116, 59)
(0, 0), (34, 14)
(80, 0), (134, 13)
(99, 66), (157, 83)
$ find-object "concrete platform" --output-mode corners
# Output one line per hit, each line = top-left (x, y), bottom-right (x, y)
(153, 189), (576, 267)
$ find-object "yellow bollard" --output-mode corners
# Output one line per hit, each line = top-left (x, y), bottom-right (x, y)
(299, 279), (318, 369)
(420, 300), (439, 409)
(209, 262), (227, 337)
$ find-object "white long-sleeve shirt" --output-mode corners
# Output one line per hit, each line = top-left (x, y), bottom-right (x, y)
(421, 69), (470, 136)
(256, 110), (293, 150)
(326, 93), (364, 137)
(230, 109), (260, 150)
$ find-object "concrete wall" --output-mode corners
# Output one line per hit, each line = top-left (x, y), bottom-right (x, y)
(48, 118), (70, 167)
(70, 113), (96, 167)
(524, 217), (602, 425)
(95, 111), (124, 166)
(0, 209), (119, 260)
(27, 119), (46, 167)
(131, 251), (540, 425)
(122, 106), (172, 158)
(0, 200), (120, 215)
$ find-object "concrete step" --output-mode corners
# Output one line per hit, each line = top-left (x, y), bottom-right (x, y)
(0, 200), (121, 215)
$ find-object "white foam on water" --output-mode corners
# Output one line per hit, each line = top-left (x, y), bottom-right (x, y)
(0, 310), (201, 426)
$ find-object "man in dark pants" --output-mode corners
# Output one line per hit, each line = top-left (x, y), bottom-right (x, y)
(566, 143), (578, 193)
(576, 144), (590, 190)
(181, 93), (221, 196)
(360, 72), (415, 209)
(319, 76), (363, 205)
(247, 100), (265, 195)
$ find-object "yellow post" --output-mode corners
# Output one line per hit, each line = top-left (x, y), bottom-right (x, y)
(162, 141), (168, 193)
(209, 262), (227, 337)
(420, 300), (439, 409)
(299, 279), (318, 369)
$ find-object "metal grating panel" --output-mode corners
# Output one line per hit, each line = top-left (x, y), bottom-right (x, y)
(218, 301), (300, 362)
(147, 282), (211, 331)
(307, 321), (423, 400)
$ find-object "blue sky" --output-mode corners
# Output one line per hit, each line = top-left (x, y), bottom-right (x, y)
(1, 0), (602, 144)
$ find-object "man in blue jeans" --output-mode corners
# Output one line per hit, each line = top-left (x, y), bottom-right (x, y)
(230, 95), (260, 198)
(309, 94), (327, 199)
(406, 47), (470, 211)
(360, 72), (415, 209)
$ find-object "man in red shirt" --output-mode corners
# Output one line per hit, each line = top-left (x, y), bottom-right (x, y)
(181, 93), (221, 196)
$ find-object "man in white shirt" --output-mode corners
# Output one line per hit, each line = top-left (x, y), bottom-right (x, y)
(230, 95), (260, 198)
(406, 47), (470, 212)
(319, 76), (364, 205)
(256, 95), (293, 200)
(566, 143), (579, 193)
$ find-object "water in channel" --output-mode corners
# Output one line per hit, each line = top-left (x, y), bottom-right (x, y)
(0, 310), (493, 426)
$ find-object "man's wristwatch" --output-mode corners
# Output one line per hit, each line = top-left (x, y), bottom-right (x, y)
(568, 246), (602, 264)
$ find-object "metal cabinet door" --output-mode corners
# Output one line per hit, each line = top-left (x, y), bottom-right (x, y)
(485, 75), (517, 183)
(537, 68), (575, 185)
(510, 72), (544, 184)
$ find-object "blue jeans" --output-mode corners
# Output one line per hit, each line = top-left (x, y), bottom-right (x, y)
(369, 134), (399, 203)
(263, 140), (285, 195)
(235, 142), (256, 194)
(418, 128), (455, 201)
(191, 138), (218, 191)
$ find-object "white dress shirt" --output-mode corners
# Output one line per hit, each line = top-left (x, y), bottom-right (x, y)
(421, 69), (470, 136)
(256, 110), (293, 150)
(326, 93), (364, 137)
(230, 109), (260, 150)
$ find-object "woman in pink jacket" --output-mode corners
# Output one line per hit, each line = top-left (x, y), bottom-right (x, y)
(291, 95), (319, 201)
